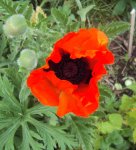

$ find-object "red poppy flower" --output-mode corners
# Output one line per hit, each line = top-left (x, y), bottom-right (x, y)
(27, 28), (114, 117)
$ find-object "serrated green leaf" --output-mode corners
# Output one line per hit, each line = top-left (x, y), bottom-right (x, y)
(0, 0), (33, 21)
(0, 0), (16, 19)
(30, 130), (43, 141)
(28, 117), (77, 150)
(0, 117), (20, 149)
(26, 104), (56, 116)
(0, 75), (21, 110)
(21, 123), (44, 150)
(51, 8), (68, 25)
(67, 115), (95, 150)
(99, 21), (130, 41)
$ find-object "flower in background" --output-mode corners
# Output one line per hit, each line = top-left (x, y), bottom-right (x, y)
(3, 14), (27, 38)
(27, 28), (114, 117)
(17, 49), (37, 70)
(30, 6), (47, 24)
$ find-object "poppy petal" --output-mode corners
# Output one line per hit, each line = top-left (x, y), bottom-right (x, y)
(27, 69), (60, 106)
(53, 28), (109, 59)
(57, 91), (88, 117)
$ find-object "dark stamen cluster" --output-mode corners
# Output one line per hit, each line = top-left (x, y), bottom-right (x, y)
(44, 54), (92, 84)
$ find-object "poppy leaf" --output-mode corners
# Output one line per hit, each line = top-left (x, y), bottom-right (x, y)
(77, 5), (95, 22)
(28, 117), (77, 150)
(99, 21), (130, 41)
(0, 75), (21, 110)
(112, 0), (127, 16)
(66, 115), (95, 150)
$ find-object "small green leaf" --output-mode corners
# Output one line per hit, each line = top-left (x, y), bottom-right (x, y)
(133, 128), (136, 143)
(51, 8), (68, 25)
(112, 0), (127, 16)
(77, 5), (95, 22)
(106, 131), (123, 145)
(108, 113), (123, 129)
(120, 95), (135, 111)
(98, 122), (114, 134)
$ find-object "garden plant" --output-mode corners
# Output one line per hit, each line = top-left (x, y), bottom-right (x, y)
(0, 0), (136, 150)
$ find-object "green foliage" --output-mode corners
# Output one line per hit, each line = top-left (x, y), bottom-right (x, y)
(112, 0), (127, 16)
(98, 114), (123, 134)
(133, 128), (136, 143)
(66, 115), (96, 150)
(77, 5), (95, 22)
(112, 0), (136, 16)
(95, 83), (136, 149)
(99, 21), (130, 41)
(0, 0), (33, 21)
(0, 74), (77, 150)
(51, 3), (80, 32)
(120, 94), (136, 111)
(0, 0), (135, 150)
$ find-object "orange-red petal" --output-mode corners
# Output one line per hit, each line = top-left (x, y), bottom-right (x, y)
(57, 78), (99, 117)
(27, 69), (59, 106)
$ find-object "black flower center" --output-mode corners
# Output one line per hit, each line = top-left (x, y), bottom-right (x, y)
(44, 54), (92, 84)
(63, 62), (78, 78)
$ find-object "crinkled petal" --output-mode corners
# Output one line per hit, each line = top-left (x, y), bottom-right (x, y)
(54, 28), (109, 59)
(27, 68), (77, 106)
(57, 79), (99, 117)
(27, 69), (59, 106)
(57, 91), (88, 117)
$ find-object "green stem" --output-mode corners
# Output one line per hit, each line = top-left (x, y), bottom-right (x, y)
(81, 21), (85, 28)
(75, 0), (86, 28)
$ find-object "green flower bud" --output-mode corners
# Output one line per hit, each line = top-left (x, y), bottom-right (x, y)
(125, 79), (133, 87)
(17, 49), (37, 70)
(3, 14), (27, 38)
(114, 83), (122, 90)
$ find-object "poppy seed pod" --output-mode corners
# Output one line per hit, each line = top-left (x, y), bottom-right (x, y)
(17, 49), (37, 70)
(125, 79), (133, 86)
(114, 83), (122, 90)
(3, 14), (27, 38)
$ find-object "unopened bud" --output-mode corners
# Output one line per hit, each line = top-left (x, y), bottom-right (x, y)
(114, 83), (122, 90)
(3, 14), (27, 38)
(17, 49), (37, 70)
(125, 79), (133, 87)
